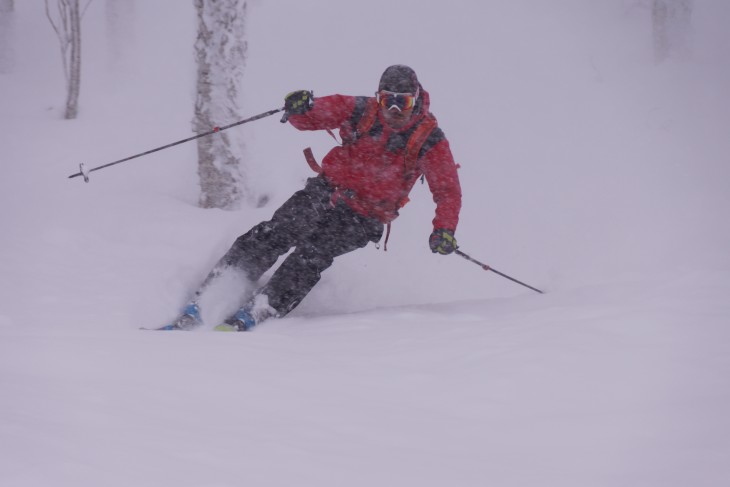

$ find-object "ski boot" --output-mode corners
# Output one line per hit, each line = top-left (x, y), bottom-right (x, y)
(214, 295), (276, 332)
(214, 306), (256, 332)
(157, 302), (203, 331)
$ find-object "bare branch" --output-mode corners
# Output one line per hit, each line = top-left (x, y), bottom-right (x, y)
(45, 0), (74, 89)
(81, 0), (93, 18)
(59, 0), (70, 38)
(44, 0), (64, 45)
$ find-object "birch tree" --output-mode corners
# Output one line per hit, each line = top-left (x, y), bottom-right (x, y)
(0, 0), (14, 74)
(652, 0), (693, 63)
(45, 0), (93, 119)
(193, 0), (249, 210)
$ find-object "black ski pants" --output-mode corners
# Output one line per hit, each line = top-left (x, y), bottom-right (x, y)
(220, 177), (384, 316)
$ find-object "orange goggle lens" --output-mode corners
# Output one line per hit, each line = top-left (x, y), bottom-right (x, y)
(376, 90), (418, 110)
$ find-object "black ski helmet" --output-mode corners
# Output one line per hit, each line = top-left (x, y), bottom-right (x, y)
(378, 65), (419, 93)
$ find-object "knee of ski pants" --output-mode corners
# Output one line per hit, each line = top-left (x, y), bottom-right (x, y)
(229, 225), (269, 256)
(299, 213), (381, 267)
(361, 215), (385, 243)
(225, 227), (283, 280)
(339, 203), (385, 244)
(295, 243), (336, 271)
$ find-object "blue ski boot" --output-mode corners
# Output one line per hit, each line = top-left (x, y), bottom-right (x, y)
(157, 303), (203, 331)
(214, 306), (256, 332)
(214, 295), (276, 332)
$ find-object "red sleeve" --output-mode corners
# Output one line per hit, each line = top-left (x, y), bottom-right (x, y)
(288, 95), (356, 131)
(421, 138), (462, 232)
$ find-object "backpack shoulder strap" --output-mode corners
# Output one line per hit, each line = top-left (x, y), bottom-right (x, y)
(355, 97), (379, 138)
(404, 115), (438, 172)
(393, 115), (439, 211)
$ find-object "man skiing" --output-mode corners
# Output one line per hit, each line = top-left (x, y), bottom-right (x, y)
(162, 65), (462, 331)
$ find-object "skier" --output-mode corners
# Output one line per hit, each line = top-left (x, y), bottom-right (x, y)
(163, 64), (462, 331)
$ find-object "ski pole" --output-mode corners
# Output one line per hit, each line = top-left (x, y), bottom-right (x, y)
(68, 107), (285, 182)
(455, 249), (545, 294)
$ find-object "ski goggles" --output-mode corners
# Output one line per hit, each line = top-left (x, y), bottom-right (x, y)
(376, 89), (419, 111)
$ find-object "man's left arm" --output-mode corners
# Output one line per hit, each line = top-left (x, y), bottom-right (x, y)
(421, 138), (462, 254)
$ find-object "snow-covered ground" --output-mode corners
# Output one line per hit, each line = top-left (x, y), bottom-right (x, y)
(1, 1), (729, 486)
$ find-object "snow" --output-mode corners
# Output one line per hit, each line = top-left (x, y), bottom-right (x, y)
(1, 1), (729, 486)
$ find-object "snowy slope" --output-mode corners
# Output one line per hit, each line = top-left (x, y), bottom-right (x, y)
(1, 1), (730, 486)
(3, 275), (728, 486)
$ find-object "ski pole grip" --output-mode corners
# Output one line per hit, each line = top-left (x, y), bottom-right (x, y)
(79, 163), (90, 183)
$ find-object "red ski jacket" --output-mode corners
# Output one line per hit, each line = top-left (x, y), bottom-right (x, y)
(288, 90), (461, 231)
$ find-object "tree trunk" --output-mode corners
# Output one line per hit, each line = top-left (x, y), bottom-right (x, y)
(193, 0), (249, 210)
(65, 0), (81, 119)
(653, 0), (693, 63)
(0, 0), (14, 74)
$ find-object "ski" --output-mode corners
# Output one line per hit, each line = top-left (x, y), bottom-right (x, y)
(140, 324), (186, 331)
